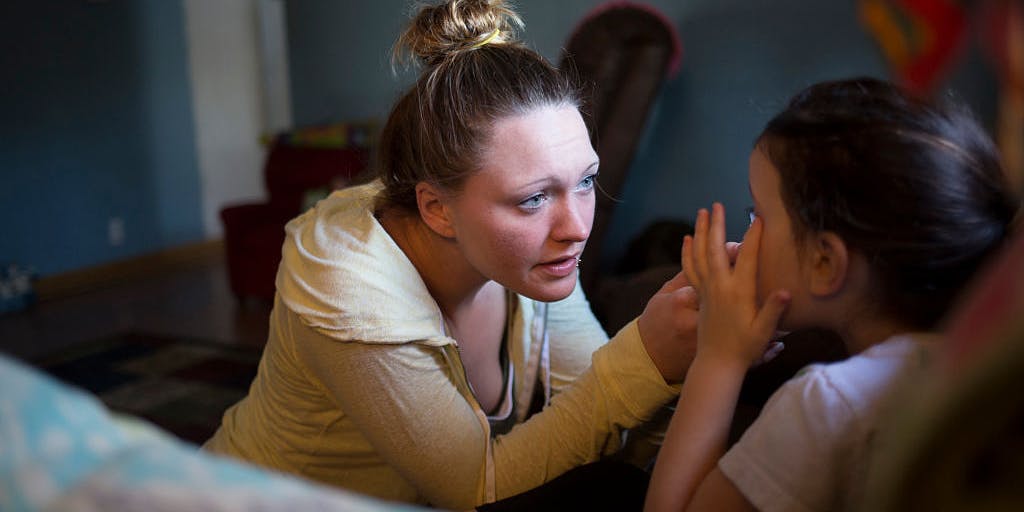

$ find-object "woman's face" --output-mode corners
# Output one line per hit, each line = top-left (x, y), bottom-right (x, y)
(749, 146), (809, 330)
(443, 104), (599, 302)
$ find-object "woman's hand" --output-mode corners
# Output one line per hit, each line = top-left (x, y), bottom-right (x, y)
(637, 271), (700, 383)
(682, 203), (790, 368)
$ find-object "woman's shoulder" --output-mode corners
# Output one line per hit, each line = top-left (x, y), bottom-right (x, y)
(288, 180), (384, 238)
(275, 180), (448, 345)
(280, 179), (397, 287)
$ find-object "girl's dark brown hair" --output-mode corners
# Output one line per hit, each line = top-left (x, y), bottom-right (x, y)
(758, 77), (1019, 329)
(377, 0), (581, 211)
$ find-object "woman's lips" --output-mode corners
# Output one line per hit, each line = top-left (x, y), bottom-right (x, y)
(538, 256), (578, 278)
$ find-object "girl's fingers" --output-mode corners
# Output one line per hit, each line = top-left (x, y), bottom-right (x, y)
(734, 216), (762, 283)
(707, 203), (729, 275)
(681, 235), (699, 290)
(753, 289), (791, 340)
(692, 208), (710, 283)
(677, 231), (693, 289)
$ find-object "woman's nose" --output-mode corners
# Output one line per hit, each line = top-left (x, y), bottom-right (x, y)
(553, 197), (592, 243)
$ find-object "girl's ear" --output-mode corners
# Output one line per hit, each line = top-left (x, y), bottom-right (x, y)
(416, 182), (457, 239)
(807, 231), (849, 297)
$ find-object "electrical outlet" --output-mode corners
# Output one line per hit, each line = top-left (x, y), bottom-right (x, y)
(108, 217), (125, 246)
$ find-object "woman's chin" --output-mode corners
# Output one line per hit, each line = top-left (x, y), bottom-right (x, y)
(519, 276), (577, 303)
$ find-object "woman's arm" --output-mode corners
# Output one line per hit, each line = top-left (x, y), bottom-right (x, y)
(645, 204), (789, 511)
(490, 321), (678, 495)
(294, 310), (679, 509)
(296, 327), (487, 508)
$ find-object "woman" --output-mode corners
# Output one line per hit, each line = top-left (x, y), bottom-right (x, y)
(204, 1), (699, 509)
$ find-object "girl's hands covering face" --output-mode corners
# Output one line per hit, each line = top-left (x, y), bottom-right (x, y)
(682, 203), (790, 368)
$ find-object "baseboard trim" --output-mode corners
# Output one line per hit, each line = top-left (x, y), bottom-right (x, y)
(35, 239), (225, 301)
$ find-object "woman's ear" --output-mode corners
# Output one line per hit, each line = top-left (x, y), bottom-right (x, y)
(416, 182), (456, 239)
(806, 231), (849, 297)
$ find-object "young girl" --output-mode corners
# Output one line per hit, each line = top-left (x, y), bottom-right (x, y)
(645, 77), (1020, 512)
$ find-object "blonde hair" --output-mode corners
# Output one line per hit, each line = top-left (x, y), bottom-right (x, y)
(377, 0), (581, 211)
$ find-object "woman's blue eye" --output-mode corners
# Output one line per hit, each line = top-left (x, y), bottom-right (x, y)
(578, 174), (597, 191)
(520, 194), (546, 209)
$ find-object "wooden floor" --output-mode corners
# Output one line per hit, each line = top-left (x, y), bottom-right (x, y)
(0, 256), (271, 363)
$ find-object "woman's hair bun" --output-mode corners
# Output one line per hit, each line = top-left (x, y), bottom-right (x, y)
(395, 0), (523, 67)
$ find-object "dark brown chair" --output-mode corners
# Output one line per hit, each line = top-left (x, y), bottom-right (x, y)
(220, 141), (369, 301)
(558, 2), (682, 299)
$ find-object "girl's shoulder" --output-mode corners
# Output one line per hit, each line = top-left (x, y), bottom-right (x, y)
(784, 334), (936, 421)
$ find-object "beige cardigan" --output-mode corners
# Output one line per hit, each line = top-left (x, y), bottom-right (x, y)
(204, 181), (678, 510)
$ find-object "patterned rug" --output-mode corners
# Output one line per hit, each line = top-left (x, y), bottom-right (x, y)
(33, 332), (262, 446)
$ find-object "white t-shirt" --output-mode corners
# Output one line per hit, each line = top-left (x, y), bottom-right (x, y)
(719, 334), (934, 512)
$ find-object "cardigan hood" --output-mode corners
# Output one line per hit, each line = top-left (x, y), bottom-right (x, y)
(276, 181), (451, 346)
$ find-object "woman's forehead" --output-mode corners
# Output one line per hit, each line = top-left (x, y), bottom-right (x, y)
(477, 106), (596, 183)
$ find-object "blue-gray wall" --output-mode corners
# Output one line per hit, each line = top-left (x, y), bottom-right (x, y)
(0, 0), (203, 277)
(0, 0), (996, 278)
(286, 0), (998, 272)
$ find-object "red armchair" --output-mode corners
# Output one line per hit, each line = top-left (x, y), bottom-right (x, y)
(220, 141), (370, 301)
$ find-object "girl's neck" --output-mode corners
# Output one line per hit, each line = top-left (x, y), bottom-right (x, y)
(377, 207), (491, 319)
(835, 313), (920, 355)
(821, 252), (925, 355)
